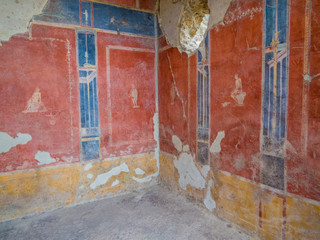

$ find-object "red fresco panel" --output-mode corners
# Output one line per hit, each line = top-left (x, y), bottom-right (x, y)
(158, 48), (189, 155)
(98, 0), (136, 8)
(210, 0), (263, 182)
(96, 32), (156, 158)
(139, 0), (156, 11)
(0, 24), (80, 172)
(287, 0), (320, 202)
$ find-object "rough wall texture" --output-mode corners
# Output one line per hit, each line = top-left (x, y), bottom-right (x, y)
(0, 0), (47, 44)
(158, 0), (232, 55)
(158, 0), (320, 239)
(0, 0), (159, 221)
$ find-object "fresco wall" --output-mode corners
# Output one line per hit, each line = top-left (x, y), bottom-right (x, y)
(159, 0), (320, 239)
(0, 0), (159, 220)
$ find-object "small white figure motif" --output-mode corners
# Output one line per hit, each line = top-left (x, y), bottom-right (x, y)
(83, 9), (89, 25)
(130, 84), (139, 108)
(231, 74), (246, 105)
(23, 88), (47, 113)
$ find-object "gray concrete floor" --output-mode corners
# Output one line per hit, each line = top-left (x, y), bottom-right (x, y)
(0, 184), (254, 240)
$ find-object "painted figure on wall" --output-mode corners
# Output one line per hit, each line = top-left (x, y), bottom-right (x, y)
(23, 88), (47, 113)
(130, 84), (139, 108)
(231, 74), (246, 106)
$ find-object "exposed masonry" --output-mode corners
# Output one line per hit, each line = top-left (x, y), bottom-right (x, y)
(159, 0), (232, 56)
(0, 132), (32, 153)
(0, 0), (47, 44)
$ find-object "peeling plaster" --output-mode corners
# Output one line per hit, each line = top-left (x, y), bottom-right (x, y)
(111, 179), (119, 187)
(173, 135), (206, 190)
(174, 152), (206, 190)
(153, 113), (160, 177)
(0, 0), (47, 44)
(172, 135), (183, 153)
(132, 174), (155, 183)
(90, 163), (129, 189)
(210, 131), (225, 153)
(35, 151), (56, 165)
(201, 165), (210, 178)
(183, 144), (190, 152)
(0, 132), (32, 153)
(87, 174), (93, 179)
(84, 163), (92, 171)
(135, 168), (146, 175)
(204, 180), (216, 211)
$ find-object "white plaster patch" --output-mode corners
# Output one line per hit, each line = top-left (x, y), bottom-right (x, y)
(132, 172), (157, 183)
(135, 168), (145, 175)
(174, 152), (206, 190)
(35, 151), (56, 165)
(201, 165), (210, 178)
(87, 173), (93, 179)
(61, 156), (75, 163)
(172, 135), (182, 152)
(204, 180), (216, 211)
(153, 113), (160, 177)
(210, 131), (225, 153)
(0, 132), (32, 153)
(84, 163), (92, 171)
(111, 179), (119, 187)
(183, 145), (190, 152)
(90, 163), (129, 189)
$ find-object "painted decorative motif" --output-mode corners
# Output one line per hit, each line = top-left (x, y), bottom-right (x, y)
(34, 0), (156, 37)
(23, 88), (47, 113)
(197, 34), (210, 164)
(231, 74), (246, 106)
(77, 30), (100, 161)
(261, 0), (289, 190)
(130, 84), (140, 108)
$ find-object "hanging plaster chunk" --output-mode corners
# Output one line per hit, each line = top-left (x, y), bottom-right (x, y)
(158, 0), (233, 56)
(0, 132), (32, 153)
(178, 0), (210, 56)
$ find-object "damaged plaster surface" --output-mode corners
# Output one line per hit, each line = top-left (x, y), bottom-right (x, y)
(35, 151), (56, 165)
(172, 135), (206, 190)
(90, 163), (129, 190)
(204, 180), (216, 211)
(210, 131), (225, 153)
(159, 0), (233, 55)
(0, 132), (32, 153)
(135, 168), (146, 175)
(0, 0), (47, 44)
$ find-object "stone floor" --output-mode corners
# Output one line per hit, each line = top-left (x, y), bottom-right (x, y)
(0, 185), (254, 240)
